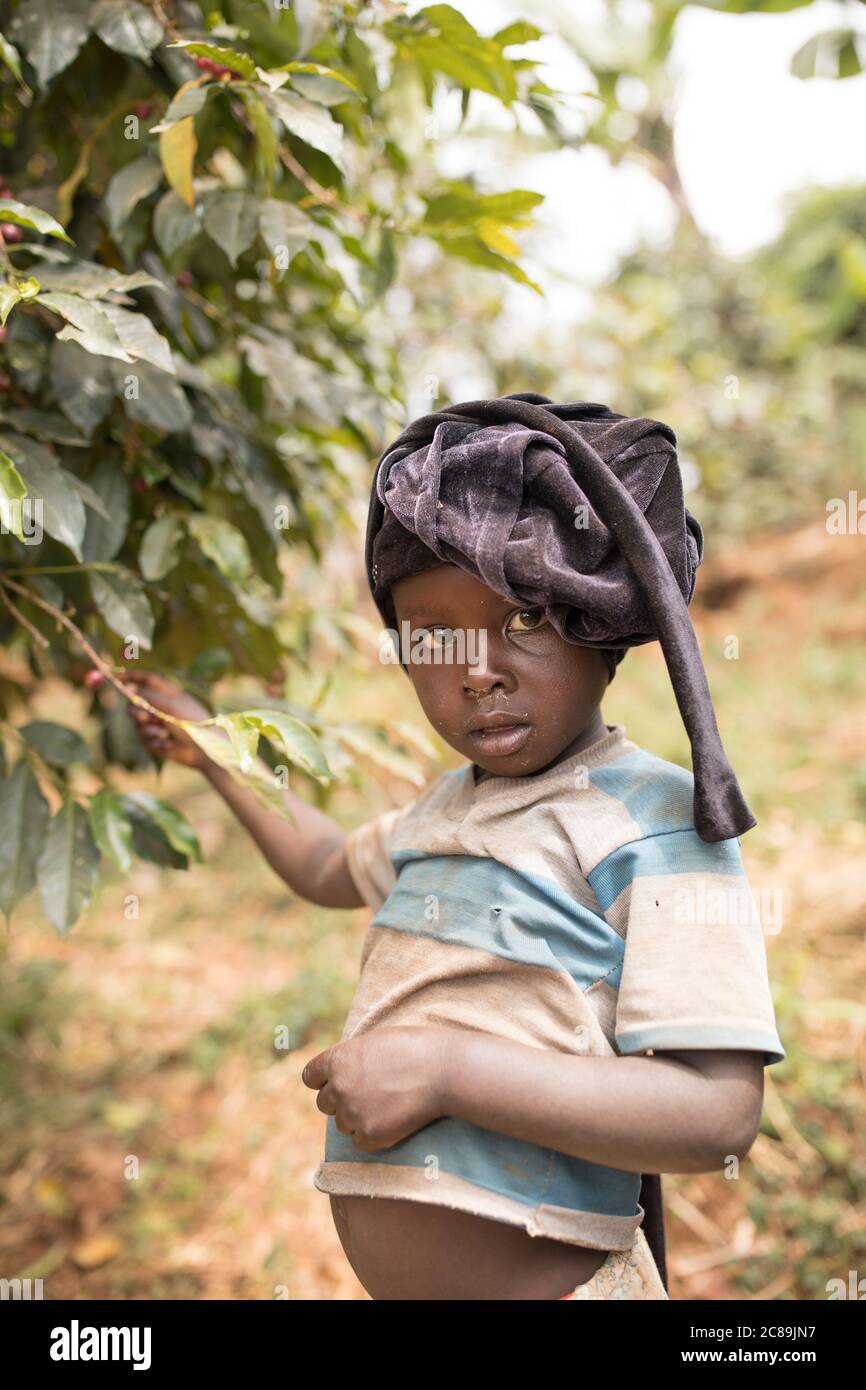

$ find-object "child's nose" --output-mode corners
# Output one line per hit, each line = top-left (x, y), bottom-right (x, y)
(462, 660), (516, 698)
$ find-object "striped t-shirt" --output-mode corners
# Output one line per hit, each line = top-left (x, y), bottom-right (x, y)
(312, 723), (785, 1250)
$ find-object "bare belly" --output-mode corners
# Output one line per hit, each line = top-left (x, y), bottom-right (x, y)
(329, 1193), (609, 1300)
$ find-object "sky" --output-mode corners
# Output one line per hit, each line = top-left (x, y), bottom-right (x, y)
(400, 0), (866, 331)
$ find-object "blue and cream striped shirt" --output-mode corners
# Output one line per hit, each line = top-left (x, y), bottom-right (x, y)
(313, 723), (785, 1249)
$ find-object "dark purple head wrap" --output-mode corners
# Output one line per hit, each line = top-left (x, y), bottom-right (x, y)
(364, 391), (754, 844)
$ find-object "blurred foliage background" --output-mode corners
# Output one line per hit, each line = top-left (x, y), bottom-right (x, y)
(0, 0), (864, 1300)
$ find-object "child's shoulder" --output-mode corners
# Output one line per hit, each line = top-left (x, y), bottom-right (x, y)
(586, 734), (696, 837)
(571, 729), (745, 880)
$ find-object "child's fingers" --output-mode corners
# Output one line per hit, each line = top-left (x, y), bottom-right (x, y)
(313, 1083), (338, 1118)
(139, 726), (168, 749)
(302, 1051), (330, 1089)
(131, 705), (164, 726)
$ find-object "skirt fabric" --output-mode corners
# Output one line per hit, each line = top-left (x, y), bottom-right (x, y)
(558, 1227), (669, 1300)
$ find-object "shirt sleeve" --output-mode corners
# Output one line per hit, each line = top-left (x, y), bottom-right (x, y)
(343, 806), (404, 911)
(588, 829), (786, 1067)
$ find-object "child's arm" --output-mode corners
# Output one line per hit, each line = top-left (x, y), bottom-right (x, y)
(303, 1027), (764, 1175)
(124, 671), (363, 909)
(436, 1035), (764, 1174)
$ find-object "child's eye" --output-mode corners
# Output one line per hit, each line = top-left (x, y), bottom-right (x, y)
(419, 625), (458, 652)
(506, 608), (549, 635)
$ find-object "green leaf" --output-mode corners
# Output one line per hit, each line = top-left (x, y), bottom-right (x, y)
(37, 797), (100, 936)
(66, 472), (111, 521)
(119, 795), (187, 867)
(0, 446), (27, 541)
(179, 721), (295, 821)
(101, 700), (153, 771)
(50, 339), (115, 435)
(20, 720), (91, 766)
(414, 4), (480, 38)
(37, 292), (135, 363)
(239, 90), (278, 186)
(112, 358), (191, 432)
(169, 40), (257, 80)
(270, 60), (360, 93)
(160, 117), (197, 209)
(103, 156), (164, 237)
(476, 219), (519, 257)
(404, 35), (517, 102)
(187, 514), (251, 586)
(423, 185), (544, 226)
(82, 457), (131, 562)
(34, 261), (162, 299)
(839, 235), (866, 300)
(203, 191), (258, 268)
(240, 708), (333, 781)
(289, 71), (362, 106)
(0, 282), (23, 325)
(493, 21), (543, 48)
(188, 647), (232, 686)
(0, 29), (28, 89)
(258, 198), (315, 263)
(9, 0), (92, 89)
(372, 224), (396, 298)
(429, 232), (542, 292)
(0, 198), (72, 243)
(150, 80), (212, 131)
(153, 189), (202, 256)
(210, 713), (260, 771)
(121, 792), (202, 862)
(0, 430), (87, 559)
(139, 514), (184, 580)
(265, 89), (346, 172)
(99, 303), (175, 373)
(0, 407), (87, 445)
(91, 0), (163, 62)
(16, 275), (41, 302)
(89, 570), (154, 649)
(89, 789), (133, 873)
(0, 761), (50, 918)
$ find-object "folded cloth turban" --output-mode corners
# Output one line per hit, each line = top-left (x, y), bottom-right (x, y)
(365, 390), (754, 844)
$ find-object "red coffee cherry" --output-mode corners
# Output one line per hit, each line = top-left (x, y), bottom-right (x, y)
(0, 223), (22, 243)
(84, 669), (105, 688)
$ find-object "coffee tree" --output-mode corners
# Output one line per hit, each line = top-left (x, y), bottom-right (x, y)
(0, 0), (566, 933)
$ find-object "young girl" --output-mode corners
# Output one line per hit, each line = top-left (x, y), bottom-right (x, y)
(129, 394), (785, 1301)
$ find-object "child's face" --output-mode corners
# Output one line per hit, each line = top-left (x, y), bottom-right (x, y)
(390, 563), (609, 777)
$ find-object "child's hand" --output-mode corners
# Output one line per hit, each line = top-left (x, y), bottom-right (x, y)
(121, 669), (211, 770)
(302, 1026), (454, 1151)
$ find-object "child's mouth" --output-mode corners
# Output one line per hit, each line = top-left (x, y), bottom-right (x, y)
(468, 723), (532, 756)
